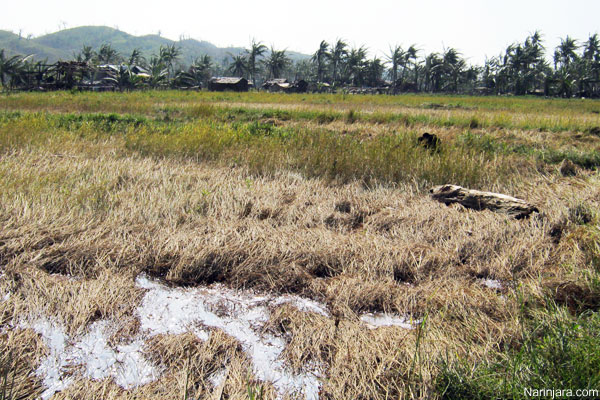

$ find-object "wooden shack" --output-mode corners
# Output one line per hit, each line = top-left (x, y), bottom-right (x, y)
(291, 79), (308, 93)
(208, 77), (249, 92)
(262, 78), (290, 92)
(262, 79), (308, 93)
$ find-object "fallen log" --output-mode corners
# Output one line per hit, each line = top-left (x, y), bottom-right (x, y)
(430, 184), (539, 219)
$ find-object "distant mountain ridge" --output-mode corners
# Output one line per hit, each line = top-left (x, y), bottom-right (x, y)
(0, 26), (309, 64)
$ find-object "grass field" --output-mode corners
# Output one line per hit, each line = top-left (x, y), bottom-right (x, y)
(1, 91), (600, 399)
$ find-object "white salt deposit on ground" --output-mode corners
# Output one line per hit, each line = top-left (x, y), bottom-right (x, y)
(16, 275), (419, 399)
(0, 271), (9, 302)
(208, 367), (228, 388)
(480, 278), (503, 290)
(27, 318), (159, 400)
(359, 313), (417, 329)
(17, 275), (330, 400)
(136, 275), (322, 400)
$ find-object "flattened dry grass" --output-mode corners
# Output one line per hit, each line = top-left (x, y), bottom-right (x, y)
(1, 92), (599, 399)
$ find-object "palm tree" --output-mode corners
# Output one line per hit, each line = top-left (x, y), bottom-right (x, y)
(584, 34), (600, 91)
(423, 52), (444, 92)
(74, 45), (95, 63)
(555, 70), (576, 97)
(386, 45), (404, 88)
(263, 47), (290, 79)
(405, 44), (420, 85)
(246, 39), (267, 86)
(366, 56), (385, 87)
(0, 49), (23, 88)
(346, 46), (368, 86)
(147, 56), (168, 88)
(128, 48), (145, 67)
(158, 44), (181, 78)
(442, 47), (465, 92)
(330, 39), (348, 86)
(227, 54), (247, 77)
(554, 36), (579, 70)
(583, 33), (600, 62)
(311, 40), (330, 82)
(96, 44), (120, 64)
(292, 59), (314, 81)
(189, 55), (212, 86)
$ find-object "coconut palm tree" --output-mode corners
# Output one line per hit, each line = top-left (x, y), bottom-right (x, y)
(105, 64), (148, 91)
(554, 36), (579, 70)
(227, 54), (247, 77)
(0, 49), (23, 88)
(311, 40), (330, 82)
(74, 45), (95, 63)
(147, 55), (168, 88)
(189, 55), (213, 86)
(386, 45), (404, 88)
(346, 46), (368, 86)
(405, 44), (420, 85)
(583, 34), (600, 62)
(292, 59), (314, 81)
(442, 47), (465, 92)
(330, 39), (348, 86)
(423, 52), (444, 92)
(263, 47), (290, 79)
(366, 56), (385, 87)
(246, 39), (267, 86)
(581, 34), (600, 95)
(158, 44), (181, 78)
(96, 44), (121, 64)
(128, 48), (145, 67)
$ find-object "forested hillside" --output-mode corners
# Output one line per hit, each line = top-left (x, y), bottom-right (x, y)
(0, 26), (308, 64)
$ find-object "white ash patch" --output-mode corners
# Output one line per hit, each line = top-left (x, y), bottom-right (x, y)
(21, 275), (327, 400)
(360, 313), (417, 329)
(24, 318), (159, 400)
(271, 295), (329, 317)
(480, 278), (503, 290)
(208, 367), (228, 388)
(136, 275), (322, 400)
(0, 271), (10, 302)
(29, 319), (72, 400)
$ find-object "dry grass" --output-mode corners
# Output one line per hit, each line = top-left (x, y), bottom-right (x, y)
(1, 92), (599, 399)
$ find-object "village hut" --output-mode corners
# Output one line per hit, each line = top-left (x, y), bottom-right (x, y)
(262, 78), (290, 92)
(208, 77), (249, 92)
(262, 79), (308, 93)
(290, 79), (308, 93)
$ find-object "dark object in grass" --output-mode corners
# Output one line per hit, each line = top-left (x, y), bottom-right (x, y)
(418, 132), (441, 151)
(559, 159), (580, 176)
(334, 201), (352, 213)
(568, 203), (594, 225)
(430, 184), (539, 219)
(588, 126), (600, 136)
(549, 221), (565, 243)
(549, 280), (600, 313)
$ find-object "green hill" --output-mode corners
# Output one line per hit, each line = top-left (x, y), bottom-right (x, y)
(0, 26), (309, 65)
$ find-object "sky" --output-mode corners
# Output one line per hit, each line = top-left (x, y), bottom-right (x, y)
(3, 0), (600, 64)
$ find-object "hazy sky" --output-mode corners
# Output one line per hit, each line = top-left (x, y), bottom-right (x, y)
(4, 0), (600, 64)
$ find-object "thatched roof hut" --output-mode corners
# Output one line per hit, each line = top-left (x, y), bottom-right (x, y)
(208, 77), (249, 92)
(262, 78), (290, 92)
(262, 79), (308, 93)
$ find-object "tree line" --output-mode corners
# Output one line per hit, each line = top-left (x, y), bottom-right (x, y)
(1, 31), (599, 96)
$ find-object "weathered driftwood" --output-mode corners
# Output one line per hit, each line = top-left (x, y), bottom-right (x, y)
(430, 184), (539, 219)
